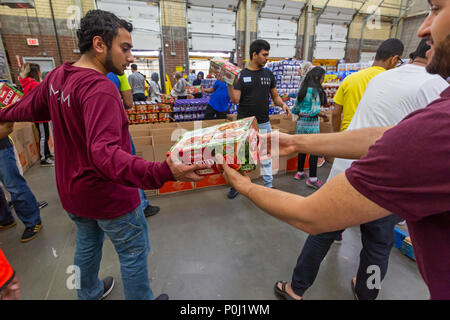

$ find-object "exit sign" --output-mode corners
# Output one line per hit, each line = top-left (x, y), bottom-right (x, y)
(26, 38), (39, 46)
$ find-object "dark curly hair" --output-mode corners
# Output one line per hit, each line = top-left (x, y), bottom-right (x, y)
(77, 10), (133, 54)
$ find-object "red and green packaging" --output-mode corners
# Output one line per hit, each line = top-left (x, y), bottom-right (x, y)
(209, 59), (241, 86)
(0, 83), (23, 108)
(168, 117), (259, 176)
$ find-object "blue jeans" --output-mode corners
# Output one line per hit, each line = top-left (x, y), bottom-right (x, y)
(0, 146), (41, 227)
(258, 121), (273, 188)
(129, 134), (150, 210)
(67, 206), (154, 300)
(291, 214), (401, 299)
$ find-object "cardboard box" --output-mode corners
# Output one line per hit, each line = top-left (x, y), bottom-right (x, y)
(21, 124), (40, 164)
(158, 181), (195, 195)
(9, 128), (29, 172)
(133, 136), (155, 162)
(150, 127), (186, 145)
(153, 143), (174, 162)
(195, 174), (227, 189)
(269, 114), (285, 126)
(277, 118), (297, 134)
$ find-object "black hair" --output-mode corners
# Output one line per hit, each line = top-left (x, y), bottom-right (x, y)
(297, 67), (327, 106)
(77, 9), (133, 54)
(131, 64), (137, 70)
(413, 38), (430, 59)
(375, 38), (404, 61)
(250, 39), (270, 60)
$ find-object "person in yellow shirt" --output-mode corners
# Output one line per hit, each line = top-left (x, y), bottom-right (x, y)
(332, 38), (405, 132)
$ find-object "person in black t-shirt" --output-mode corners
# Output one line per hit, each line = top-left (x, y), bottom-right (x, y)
(225, 39), (291, 199)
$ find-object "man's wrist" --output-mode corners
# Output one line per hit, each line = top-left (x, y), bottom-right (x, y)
(242, 181), (255, 198)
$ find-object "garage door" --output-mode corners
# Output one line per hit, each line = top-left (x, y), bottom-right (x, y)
(187, 6), (236, 52)
(96, 0), (161, 51)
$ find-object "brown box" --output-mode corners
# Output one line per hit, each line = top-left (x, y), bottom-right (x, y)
(20, 123), (40, 165)
(133, 136), (155, 162)
(227, 114), (237, 122)
(9, 127), (30, 173)
(277, 119), (297, 134)
(153, 143), (174, 162)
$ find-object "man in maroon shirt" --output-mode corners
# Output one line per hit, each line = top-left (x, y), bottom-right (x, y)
(220, 0), (450, 300)
(0, 10), (208, 300)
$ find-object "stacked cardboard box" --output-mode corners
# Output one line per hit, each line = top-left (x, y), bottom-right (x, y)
(130, 119), (228, 196)
(9, 122), (53, 173)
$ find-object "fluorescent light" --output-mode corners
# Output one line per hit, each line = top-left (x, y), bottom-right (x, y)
(131, 50), (160, 56)
(189, 51), (230, 58)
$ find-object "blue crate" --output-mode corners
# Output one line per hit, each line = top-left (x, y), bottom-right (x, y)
(394, 227), (408, 249)
(401, 240), (416, 261)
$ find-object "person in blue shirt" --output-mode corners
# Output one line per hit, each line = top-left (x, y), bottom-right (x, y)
(203, 79), (231, 119)
(106, 72), (160, 217)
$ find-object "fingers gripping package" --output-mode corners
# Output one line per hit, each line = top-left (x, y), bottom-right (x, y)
(0, 83), (23, 108)
(169, 117), (259, 176)
(209, 59), (241, 86)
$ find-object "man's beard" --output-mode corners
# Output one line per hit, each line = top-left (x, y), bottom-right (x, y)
(105, 49), (123, 75)
(426, 34), (450, 79)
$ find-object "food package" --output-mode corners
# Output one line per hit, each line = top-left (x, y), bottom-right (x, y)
(209, 59), (241, 86)
(169, 117), (259, 176)
(187, 86), (202, 94)
(0, 82), (23, 108)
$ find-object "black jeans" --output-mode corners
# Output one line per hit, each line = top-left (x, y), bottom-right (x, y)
(204, 104), (228, 120)
(298, 153), (318, 178)
(291, 214), (402, 299)
(133, 93), (147, 101)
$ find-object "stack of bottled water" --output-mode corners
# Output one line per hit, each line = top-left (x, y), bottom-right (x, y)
(173, 98), (209, 122)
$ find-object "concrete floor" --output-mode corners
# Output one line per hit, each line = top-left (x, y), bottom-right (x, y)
(0, 162), (429, 300)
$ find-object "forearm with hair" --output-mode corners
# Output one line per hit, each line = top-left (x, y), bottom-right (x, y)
(294, 126), (392, 159)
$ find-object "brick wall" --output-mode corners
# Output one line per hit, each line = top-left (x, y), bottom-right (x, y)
(160, 0), (188, 87)
(3, 33), (81, 84)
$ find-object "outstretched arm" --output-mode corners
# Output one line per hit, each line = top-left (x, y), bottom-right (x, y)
(263, 127), (391, 161)
(221, 163), (391, 235)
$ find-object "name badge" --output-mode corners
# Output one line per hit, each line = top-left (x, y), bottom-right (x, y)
(243, 77), (252, 83)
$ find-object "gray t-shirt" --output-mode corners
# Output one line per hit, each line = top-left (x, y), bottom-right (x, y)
(128, 72), (146, 95)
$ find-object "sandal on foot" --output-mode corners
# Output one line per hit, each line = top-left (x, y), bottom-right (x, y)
(274, 281), (297, 300)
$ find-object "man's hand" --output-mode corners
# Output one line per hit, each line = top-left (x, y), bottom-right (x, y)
(259, 131), (297, 161)
(218, 157), (253, 196)
(282, 103), (291, 117)
(0, 122), (14, 139)
(166, 151), (211, 182)
(0, 275), (20, 300)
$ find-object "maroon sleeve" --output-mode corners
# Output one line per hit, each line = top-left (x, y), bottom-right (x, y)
(83, 92), (174, 190)
(0, 78), (50, 122)
(345, 105), (450, 222)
